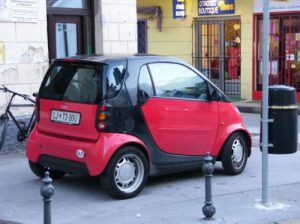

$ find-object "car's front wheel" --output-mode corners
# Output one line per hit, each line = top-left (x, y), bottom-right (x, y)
(100, 146), (149, 199)
(29, 160), (65, 179)
(221, 132), (249, 175)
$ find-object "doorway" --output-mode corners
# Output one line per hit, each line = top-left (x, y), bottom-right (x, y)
(194, 18), (241, 97)
(47, 0), (94, 61)
(48, 16), (83, 59)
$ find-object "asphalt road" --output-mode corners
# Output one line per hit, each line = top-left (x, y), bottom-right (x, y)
(0, 113), (299, 224)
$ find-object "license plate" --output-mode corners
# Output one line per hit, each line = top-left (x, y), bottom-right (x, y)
(51, 110), (80, 125)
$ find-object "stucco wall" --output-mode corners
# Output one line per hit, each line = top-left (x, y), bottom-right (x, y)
(137, 0), (194, 64)
(0, 1), (48, 115)
(137, 0), (253, 100)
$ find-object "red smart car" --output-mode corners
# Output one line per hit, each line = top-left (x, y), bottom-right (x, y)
(26, 54), (251, 199)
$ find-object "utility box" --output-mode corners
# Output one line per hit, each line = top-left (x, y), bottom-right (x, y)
(268, 85), (298, 154)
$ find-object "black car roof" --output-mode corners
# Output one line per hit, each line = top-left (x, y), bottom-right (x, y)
(54, 54), (186, 65)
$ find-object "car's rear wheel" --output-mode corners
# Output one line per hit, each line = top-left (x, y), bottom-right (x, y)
(221, 132), (249, 175)
(100, 146), (149, 199)
(29, 160), (65, 179)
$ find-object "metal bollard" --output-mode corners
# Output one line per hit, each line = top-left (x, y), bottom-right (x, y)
(202, 153), (216, 219)
(40, 171), (54, 224)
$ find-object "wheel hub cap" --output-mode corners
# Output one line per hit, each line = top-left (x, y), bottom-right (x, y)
(232, 139), (244, 166)
(114, 154), (144, 193)
(118, 162), (135, 184)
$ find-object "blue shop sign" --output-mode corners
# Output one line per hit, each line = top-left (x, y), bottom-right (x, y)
(198, 0), (235, 16)
(173, 0), (185, 19)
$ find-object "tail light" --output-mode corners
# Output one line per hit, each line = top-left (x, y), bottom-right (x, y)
(96, 103), (110, 131)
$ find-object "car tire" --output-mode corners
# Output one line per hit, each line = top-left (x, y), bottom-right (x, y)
(221, 132), (249, 175)
(29, 160), (66, 179)
(100, 146), (149, 199)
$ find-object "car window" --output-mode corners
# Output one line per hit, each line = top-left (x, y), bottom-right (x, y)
(148, 63), (209, 101)
(138, 65), (154, 97)
(105, 62), (126, 99)
(40, 62), (104, 104)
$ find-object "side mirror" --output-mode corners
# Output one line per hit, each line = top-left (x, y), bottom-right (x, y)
(211, 90), (222, 101)
(32, 92), (38, 97)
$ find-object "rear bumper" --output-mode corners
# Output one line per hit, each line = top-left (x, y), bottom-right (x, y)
(40, 155), (89, 175)
(26, 127), (148, 176)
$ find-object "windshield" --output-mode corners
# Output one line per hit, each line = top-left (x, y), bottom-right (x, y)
(40, 62), (105, 104)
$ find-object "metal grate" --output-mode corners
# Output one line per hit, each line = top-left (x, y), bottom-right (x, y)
(137, 20), (147, 54)
(193, 19), (241, 97)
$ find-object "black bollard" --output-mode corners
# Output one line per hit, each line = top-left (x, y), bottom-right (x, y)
(40, 171), (54, 224)
(202, 153), (216, 219)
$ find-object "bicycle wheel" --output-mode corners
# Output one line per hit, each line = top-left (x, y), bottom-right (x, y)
(0, 114), (8, 151)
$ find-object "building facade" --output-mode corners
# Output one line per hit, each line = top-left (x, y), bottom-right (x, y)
(137, 0), (300, 101)
(137, 0), (253, 100)
(0, 0), (137, 113)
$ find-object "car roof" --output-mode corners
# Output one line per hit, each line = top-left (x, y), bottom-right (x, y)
(54, 54), (186, 65)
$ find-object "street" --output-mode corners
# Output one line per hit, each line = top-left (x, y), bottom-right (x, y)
(0, 113), (299, 224)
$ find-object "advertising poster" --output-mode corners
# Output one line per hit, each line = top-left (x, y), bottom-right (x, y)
(198, 0), (235, 16)
(254, 0), (300, 13)
(0, 0), (37, 22)
(173, 0), (185, 19)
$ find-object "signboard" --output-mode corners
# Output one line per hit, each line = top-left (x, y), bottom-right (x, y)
(254, 0), (300, 13)
(0, 0), (37, 22)
(173, 0), (185, 19)
(198, 0), (235, 16)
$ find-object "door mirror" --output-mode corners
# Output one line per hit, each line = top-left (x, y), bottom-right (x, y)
(211, 90), (222, 101)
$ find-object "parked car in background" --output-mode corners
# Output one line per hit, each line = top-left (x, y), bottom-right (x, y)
(26, 54), (251, 199)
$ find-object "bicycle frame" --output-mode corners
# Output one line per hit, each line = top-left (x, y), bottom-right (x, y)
(1, 86), (36, 142)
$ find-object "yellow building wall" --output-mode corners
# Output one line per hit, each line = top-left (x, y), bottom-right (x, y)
(137, 0), (253, 100)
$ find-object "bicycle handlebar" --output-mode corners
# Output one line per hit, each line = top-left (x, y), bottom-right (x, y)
(0, 85), (35, 103)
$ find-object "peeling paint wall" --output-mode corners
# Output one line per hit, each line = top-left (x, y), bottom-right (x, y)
(0, 1), (48, 115)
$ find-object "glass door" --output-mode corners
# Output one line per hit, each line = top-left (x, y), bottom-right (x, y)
(48, 16), (82, 60)
(47, 0), (94, 61)
(194, 18), (241, 96)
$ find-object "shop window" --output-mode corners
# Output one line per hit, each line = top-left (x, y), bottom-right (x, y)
(255, 14), (300, 91)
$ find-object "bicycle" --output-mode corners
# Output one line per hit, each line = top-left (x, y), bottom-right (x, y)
(0, 85), (36, 151)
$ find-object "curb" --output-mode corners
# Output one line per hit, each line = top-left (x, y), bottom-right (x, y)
(236, 104), (300, 115)
(237, 105), (261, 114)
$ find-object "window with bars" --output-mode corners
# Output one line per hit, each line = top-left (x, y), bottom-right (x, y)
(137, 20), (147, 54)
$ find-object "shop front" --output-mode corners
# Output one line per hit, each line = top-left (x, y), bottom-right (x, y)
(253, 0), (300, 100)
(194, 0), (241, 97)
